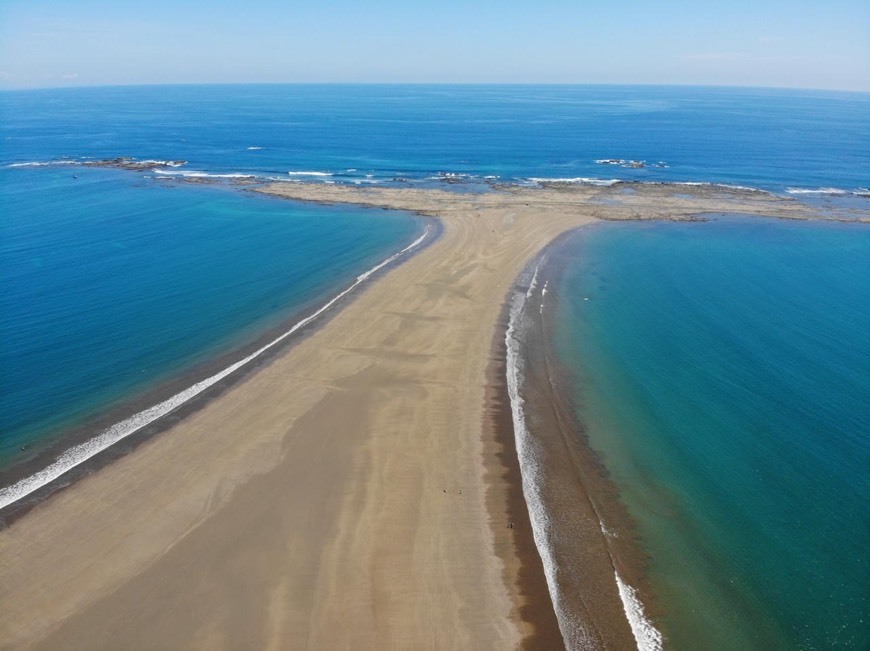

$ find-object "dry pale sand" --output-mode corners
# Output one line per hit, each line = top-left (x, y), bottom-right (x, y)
(0, 182), (836, 650)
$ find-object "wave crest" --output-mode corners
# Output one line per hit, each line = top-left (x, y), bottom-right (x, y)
(153, 169), (256, 179)
(505, 259), (664, 650)
(786, 186), (869, 197)
(530, 177), (622, 186)
(0, 224), (433, 512)
(6, 160), (78, 168)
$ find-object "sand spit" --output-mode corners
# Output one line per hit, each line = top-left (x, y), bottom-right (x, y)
(0, 181), (860, 650)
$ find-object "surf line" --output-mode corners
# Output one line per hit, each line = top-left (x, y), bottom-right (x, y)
(0, 224), (433, 512)
(505, 256), (663, 651)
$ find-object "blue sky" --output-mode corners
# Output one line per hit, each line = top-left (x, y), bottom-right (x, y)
(1, 0), (868, 91)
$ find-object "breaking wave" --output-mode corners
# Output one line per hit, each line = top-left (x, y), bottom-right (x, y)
(153, 169), (256, 179)
(786, 187), (869, 197)
(6, 160), (78, 168)
(0, 224), (434, 512)
(505, 257), (664, 650)
(529, 177), (622, 186)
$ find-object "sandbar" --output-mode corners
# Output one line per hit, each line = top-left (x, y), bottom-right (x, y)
(0, 181), (851, 649)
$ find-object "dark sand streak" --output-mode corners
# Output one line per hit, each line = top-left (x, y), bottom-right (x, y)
(0, 213), (440, 526)
(2, 173), (865, 649)
(484, 301), (565, 649)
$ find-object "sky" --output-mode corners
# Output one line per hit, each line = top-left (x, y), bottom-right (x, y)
(1, 0), (868, 91)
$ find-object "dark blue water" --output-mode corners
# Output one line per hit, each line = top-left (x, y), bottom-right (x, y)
(2, 84), (868, 194)
(553, 217), (870, 649)
(0, 165), (422, 469)
(1, 85), (868, 645)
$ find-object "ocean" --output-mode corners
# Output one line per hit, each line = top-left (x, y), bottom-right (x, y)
(0, 164), (427, 491)
(1, 84), (868, 648)
(2, 84), (868, 194)
(546, 218), (869, 648)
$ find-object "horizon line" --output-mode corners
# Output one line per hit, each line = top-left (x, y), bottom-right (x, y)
(1, 81), (868, 95)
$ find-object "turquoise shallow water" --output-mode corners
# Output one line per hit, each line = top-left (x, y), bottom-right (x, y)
(1, 85), (868, 643)
(552, 216), (870, 649)
(0, 166), (422, 471)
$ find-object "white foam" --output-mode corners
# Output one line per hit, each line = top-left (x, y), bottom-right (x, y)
(594, 159), (668, 169)
(153, 169), (255, 179)
(7, 160), (78, 168)
(529, 177), (621, 186)
(246, 146), (263, 150)
(615, 571), (664, 651)
(287, 171), (333, 177)
(525, 256), (545, 298)
(596, 159), (638, 166)
(540, 281), (548, 314)
(786, 187), (850, 195)
(506, 263), (664, 650)
(0, 225), (433, 512)
(505, 264), (594, 649)
(138, 160), (185, 167)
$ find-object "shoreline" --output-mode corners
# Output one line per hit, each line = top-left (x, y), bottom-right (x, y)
(0, 214), (440, 522)
(509, 232), (665, 649)
(6, 157), (870, 208)
(483, 289), (565, 649)
(1, 178), (866, 649)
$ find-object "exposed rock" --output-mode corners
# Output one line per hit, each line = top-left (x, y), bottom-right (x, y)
(81, 157), (187, 171)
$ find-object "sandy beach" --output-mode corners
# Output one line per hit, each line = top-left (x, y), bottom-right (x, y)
(0, 182), (835, 649)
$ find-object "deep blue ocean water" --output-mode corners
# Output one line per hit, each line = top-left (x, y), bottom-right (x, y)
(0, 165), (422, 470)
(553, 218), (869, 649)
(2, 84), (868, 193)
(1, 85), (868, 646)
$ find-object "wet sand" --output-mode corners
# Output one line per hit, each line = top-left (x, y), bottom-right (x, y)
(0, 181), (839, 649)
(506, 234), (665, 648)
